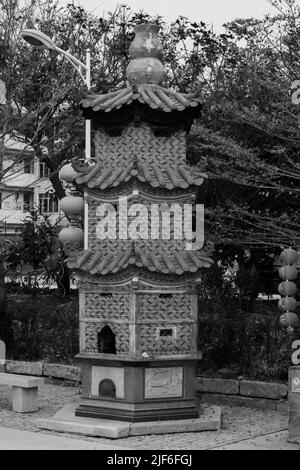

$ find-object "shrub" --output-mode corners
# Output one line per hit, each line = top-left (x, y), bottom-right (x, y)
(198, 264), (293, 380)
(7, 293), (79, 363)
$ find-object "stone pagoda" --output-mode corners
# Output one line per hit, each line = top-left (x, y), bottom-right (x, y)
(48, 24), (220, 435)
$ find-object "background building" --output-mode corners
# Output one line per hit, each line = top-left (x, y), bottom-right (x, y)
(0, 135), (60, 239)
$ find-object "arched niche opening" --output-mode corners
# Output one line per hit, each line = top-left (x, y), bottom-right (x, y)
(97, 325), (116, 354)
(99, 378), (116, 398)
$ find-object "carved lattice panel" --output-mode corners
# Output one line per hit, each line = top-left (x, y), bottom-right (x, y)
(139, 323), (193, 356)
(138, 293), (192, 321)
(84, 322), (130, 355)
(94, 123), (186, 168)
(84, 293), (130, 320)
(88, 198), (191, 254)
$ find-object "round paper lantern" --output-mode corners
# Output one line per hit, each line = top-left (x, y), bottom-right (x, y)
(278, 296), (297, 312)
(58, 226), (84, 244)
(278, 281), (297, 297)
(59, 163), (78, 183)
(279, 265), (298, 281)
(280, 248), (299, 266)
(60, 196), (84, 216)
(279, 312), (299, 328)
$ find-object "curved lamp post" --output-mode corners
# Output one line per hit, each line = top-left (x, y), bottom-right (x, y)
(20, 29), (91, 250)
(20, 29), (91, 162)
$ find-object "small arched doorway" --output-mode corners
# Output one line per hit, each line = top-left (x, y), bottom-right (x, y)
(97, 326), (116, 354)
(99, 379), (116, 398)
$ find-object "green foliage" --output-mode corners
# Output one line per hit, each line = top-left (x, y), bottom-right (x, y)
(7, 293), (78, 362)
(5, 210), (69, 295)
(0, 247), (12, 348)
(7, 210), (57, 271)
(198, 264), (293, 380)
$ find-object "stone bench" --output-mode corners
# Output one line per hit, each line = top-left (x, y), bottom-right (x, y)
(0, 372), (45, 412)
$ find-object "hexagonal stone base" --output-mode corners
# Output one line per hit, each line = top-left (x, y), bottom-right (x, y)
(37, 403), (221, 439)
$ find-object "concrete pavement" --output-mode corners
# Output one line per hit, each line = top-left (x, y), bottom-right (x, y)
(1, 426), (300, 450)
(211, 431), (300, 450)
(0, 426), (131, 450)
(0, 383), (297, 450)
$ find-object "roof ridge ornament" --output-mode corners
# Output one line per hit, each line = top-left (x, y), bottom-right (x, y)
(79, 23), (202, 118)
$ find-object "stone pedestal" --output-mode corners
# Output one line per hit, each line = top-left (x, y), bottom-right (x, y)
(288, 366), (300, 443)
(37, 403), (221, 439)
(12, 386), (38, 413)
(75, 355), (200, 422)
(0, 373), (45, 412)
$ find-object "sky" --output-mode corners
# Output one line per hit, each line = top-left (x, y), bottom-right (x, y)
(58, 0), (278, 32)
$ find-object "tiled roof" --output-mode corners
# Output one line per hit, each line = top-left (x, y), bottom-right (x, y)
(67, 248), (213, 276)
(0, 209), (28, 226)
(0, 210), (62, 226)
(81, 84), (201, 114)
(4, 135), (34, 152)
(74, 162), (206, 190)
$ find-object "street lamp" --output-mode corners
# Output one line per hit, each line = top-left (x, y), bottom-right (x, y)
(20, 29), (91, 162)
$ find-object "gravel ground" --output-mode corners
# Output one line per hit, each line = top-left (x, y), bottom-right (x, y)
(0, 383), (289, 450)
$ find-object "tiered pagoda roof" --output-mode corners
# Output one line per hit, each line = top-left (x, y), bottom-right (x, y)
(74, 161), (206, 191)
(68, 246), (213, 276)
(80, 85), (202, 131)
(81, 84), (201, 114)
(66, 23), (213, 278)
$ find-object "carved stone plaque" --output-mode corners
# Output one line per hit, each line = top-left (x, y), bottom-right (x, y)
(145, 367), (183, 399)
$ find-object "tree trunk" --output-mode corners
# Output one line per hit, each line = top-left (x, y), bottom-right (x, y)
(56, 260), (70, 297)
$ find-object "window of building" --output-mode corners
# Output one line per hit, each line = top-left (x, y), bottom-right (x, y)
(159, 293), (173, 299)
(24, 159), (34, 174)
(39, 162), (50, 178)
(39, 192), (58, 213)
(97, 326), (116, 354)
(157, 327), (176, 339)
(23, 193), (33, 210)
(159, 328), (173, 337)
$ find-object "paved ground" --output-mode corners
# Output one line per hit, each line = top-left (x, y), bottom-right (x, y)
(0, 426), (299, 450)
(0, 426), (130, 450)
(0, 383), (299, 450)
(212, 431), (299, 450)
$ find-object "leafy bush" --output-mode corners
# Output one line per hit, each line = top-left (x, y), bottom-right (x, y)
(198, 264), (293, 380)
(7, 293), (79, 363)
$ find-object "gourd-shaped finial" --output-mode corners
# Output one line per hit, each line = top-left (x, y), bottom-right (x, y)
(126, 24), (166, 85)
